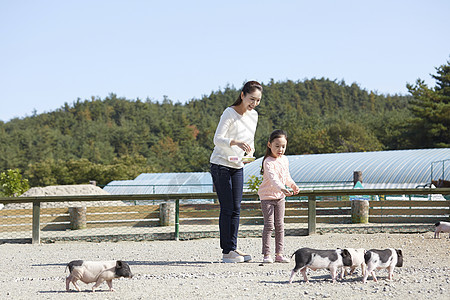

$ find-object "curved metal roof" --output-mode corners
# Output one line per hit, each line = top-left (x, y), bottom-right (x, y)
(104, 149), (449, 194)
(243, 148), (450, 189)
(104, 172), (213, 194)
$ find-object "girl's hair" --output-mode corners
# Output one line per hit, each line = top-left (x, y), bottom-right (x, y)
(260, 129), (288, 175)
(231, 81), (263, 106)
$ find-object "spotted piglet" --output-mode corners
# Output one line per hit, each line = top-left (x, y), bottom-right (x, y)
(340, 248), (366, 278)
(289, 248), (352, 283)
(434, 221), (450, 238)
(362, 249), (403, 283)
(66, 260), (133, 292)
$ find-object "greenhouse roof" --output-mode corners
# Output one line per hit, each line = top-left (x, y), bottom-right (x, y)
(104, 149), (450, 194)
(244, 148), (450, 189)
(104, 172), (213, 194)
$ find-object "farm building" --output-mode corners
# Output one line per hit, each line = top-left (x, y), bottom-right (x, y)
(104, 172), (213, 194)
(103, 148), (450, 194)
(244, 148), (450, 190)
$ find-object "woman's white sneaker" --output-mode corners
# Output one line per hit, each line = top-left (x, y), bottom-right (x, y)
(222, 251), (245, 263)
(234, 249), (252, 262)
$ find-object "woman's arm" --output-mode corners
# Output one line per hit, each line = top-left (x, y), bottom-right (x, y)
(213, 111), (233, 148)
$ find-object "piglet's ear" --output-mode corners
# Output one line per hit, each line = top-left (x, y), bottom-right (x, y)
(396, 249), (403, 256)
(116, 260), (123, 268)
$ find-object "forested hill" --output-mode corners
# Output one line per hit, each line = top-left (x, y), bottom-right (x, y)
(0, 78), (417, 187)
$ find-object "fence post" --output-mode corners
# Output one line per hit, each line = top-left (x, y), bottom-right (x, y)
(69, 207), (87, 229)
(159, 202), (175, 226)
(32, 201), (41, 244)
(175, 199), (180, 241)
(308, 195), (316, 235)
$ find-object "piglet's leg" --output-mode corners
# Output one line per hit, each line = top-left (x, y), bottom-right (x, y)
(371, 271), (378, 282)
(288, 270), (297, 284)
(106, 280), (115, 292)
(65, 276), (71, 291)
(73, 281), (82, 292)
(92, 278), (106, 292)
(362, 272), (369, 283)
(387, 266), (394, 281)
(330, 268), (338, 283)
(66, 274), (81, 292)
(66, 274), (80, 292)
(363, 266), (374, 283)
(300, 267), (309, 283)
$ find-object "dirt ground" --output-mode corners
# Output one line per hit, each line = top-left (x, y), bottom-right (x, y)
(0, 232), (449, 300)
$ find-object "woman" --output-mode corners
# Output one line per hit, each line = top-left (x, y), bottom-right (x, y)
(210, 80), (262, 263)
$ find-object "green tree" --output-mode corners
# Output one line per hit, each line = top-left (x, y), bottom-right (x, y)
(406, 59), (450, 148)
(0, 169), (30, 197)
(0, 77), (427, 186)
(326, 119), (384, 153)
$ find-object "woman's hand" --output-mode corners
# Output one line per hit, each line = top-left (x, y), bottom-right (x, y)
(230, 140), (253, 155)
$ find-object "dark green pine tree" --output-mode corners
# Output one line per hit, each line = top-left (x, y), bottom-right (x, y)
(406, 59), (450, 148)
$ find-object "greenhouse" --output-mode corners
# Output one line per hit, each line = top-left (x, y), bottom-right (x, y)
(244, 148), (450, 190)
(104, 148), (450, 194)
(104, 172), (213, 194)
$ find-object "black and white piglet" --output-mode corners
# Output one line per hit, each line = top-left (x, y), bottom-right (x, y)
(66, 260), (133, 292)
(340, 248), (366, 278)
(362, 248), (403, 283)
(289, 247), (352, 283)
(434, 221), (450, 238)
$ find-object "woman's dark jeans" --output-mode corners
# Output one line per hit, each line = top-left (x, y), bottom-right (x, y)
(210, 163), (243, 254)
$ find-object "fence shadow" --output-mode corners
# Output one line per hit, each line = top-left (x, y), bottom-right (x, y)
(128, 260), (215, 266)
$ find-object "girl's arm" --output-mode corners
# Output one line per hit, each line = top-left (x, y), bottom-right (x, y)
(284, 158), (300, 194)
(286, 176), (300, 194)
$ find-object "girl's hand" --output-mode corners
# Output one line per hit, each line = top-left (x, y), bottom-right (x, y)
(293, 186), (301, 195)
(281, 188), (293, 197)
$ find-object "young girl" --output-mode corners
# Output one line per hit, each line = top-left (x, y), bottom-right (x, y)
(210, 81), (262, 263)
(257, 129), (300, 263)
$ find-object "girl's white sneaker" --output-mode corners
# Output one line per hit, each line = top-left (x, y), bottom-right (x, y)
(275, 255), (290, 263)
(263, 256), (274, 264)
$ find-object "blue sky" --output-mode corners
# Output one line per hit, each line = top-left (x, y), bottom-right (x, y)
(1, 0), (449, 122)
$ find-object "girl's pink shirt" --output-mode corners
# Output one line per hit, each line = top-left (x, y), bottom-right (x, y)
(257, 155), (296, 200)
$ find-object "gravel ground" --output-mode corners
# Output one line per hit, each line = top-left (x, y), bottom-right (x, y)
(0, 232), (449, 300)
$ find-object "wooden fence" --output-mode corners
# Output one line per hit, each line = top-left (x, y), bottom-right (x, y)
(1, 188), (449, 243)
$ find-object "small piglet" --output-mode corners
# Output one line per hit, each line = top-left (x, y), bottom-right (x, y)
(363, 249), (403, 283)
(66, 260), (133, 292)
(340, 248), (366, 278)
(434, 221), (450, 238)
(289, 248), (352, 283)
